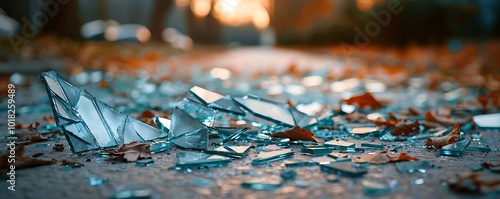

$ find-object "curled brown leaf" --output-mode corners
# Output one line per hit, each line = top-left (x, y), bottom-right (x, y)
(108, 142), (152, 162)
(425, 124), (461, 149)
(390, 121), (420, 136)
(343, 92), (383, 110)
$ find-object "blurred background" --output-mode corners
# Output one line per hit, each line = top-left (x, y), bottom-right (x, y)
(1, 0), (499, 46)
(0, 0), (499, 88)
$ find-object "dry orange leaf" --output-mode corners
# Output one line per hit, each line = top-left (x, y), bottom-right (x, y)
(343, 92), (383, 110)
(286, 99), (295, 108)
(390, 121), (420, 136)
(425, 110), (470, 126)
(354, 153), (390, 164)
(345, 112), (369, 122)
(374, 117), (398, 128)
(448, 172), (500, 193)
(354, 151), (419, 164)
(0, 144), (57, 170)
(108, 142), (152, 162)
(270, 126), (323, 143)
(42, 116), (56, 125)
(425, 124), (461, 149)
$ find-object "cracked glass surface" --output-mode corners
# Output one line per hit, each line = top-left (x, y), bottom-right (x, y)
(40, 71), (166, 153)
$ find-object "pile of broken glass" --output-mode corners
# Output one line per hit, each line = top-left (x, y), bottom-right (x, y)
(40, 70), (499, 174)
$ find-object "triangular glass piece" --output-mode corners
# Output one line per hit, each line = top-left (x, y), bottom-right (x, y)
(439, 139), (471, 156)
(75, 91), (117, 148)
(395, 161), (437, 173)
(170, 107), (206, 137)
(189, 86), (224, 104)
(172, 127), (209, 150)
(177, 98), (216, 126)
(290, 107), (317, 127)
(42, 74), (68, 102)
(51, 95), (79, 123)
(234, 95), (295, 127)
(40, 71), (165, 153)
(251, 149), (294, 165)
(118, 116), (145, 144)
(154, 117), (171, 134)
(60, 79), (82, 107)
(205, 145), (251, 158)
(62, 122), (99, 153)
(175, 151), (232, 168)
(209, 95), (245, 116)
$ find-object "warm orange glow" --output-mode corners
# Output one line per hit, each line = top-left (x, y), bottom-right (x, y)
(191, 0), (212, 18)
(356, 0), (377, 12)
(136, 27), (151, 43)
(213, 0), (271, 30)
(252, 6), (270, 30)
(175, 0), (190, 8)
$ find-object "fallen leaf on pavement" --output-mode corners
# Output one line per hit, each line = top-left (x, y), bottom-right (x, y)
(343, 92), (383, 110)
(108, 142), (152, 162)
(425, 124), (461, 149)
(390, 121), (420, 136)
(270, 126), (323, 143)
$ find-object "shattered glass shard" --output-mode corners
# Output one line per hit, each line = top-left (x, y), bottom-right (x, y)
(324, 140), (355, 150)
(136, 159), (155, 167)
(175, 151), (232, 168)
(209, 95), (245, 116)
(172, 127), (209, 150)
(290, 107), (318, 127)
(395, 161), (437, 173)
(170, 107), (210, 150)
(251, 149), (294, 165)
(241, 177), (282, 190)
(177, 98), (216, 126)
(234, 95), (295, 127)
(311, 156), (337, 164)
(466, 142), (491, 152)
(154, 117), (171, 133)
(189, 86), (224, 104)
(150, 141), (172, 153)
(205, 145), (251, 158)
(327, 152), (349, 159)
(284, 160), (319, 167)
(41, 71), (165, 153)
(473, 113), (500, 128)
(301, 147), (332, 156)
(320, 162), (368, 177)
(214, 127), (248, 143)
(439, 139), (471, 156)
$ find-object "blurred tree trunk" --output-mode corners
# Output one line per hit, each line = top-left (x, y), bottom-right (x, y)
(42, 0), (82, 39)
(186, 5), (221, 44)
(149, 0), (173, 42)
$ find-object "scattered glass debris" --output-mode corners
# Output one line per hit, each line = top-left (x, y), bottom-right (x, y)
(174, 151), (232, 169)
(251, 149), (294, 165)
(395, 161), (438, 173)
(320, 162), (368, 177)
(149, 141), (172, 153)
(280, 169), (298, 180)
(439, 139), (471, 156)
(205, 145), (251, 158)
(311, 156), (337, 164)
(136, 159), (155, 167)
(284, 160), (319, 168)
(349, 127), (379, 135)
(324, 140), (355, 150)
(242, 175), (282, 190)
(301, 147), (332, 156)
